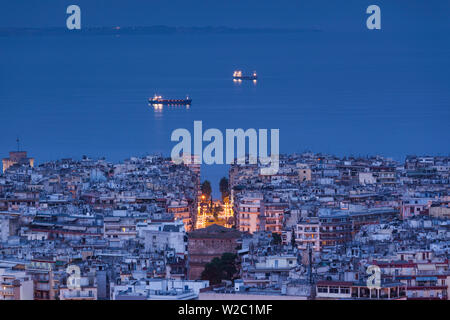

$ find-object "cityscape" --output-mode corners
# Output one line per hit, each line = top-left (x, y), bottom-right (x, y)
(0, 148), (449, 300)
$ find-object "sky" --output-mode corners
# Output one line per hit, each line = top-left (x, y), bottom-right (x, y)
(0, 0), (449, 32)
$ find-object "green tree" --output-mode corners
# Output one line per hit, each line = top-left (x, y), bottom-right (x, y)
(212, 205), (222, 219)
(272, 233), (282, 245)
(201, 180), (212, 199)
(201, 257), (223, 284)
(291, 229), (296, 248)
(219, 177), (229, 201)
(220, 253), (237, 279)
(201, 253), (237, 285)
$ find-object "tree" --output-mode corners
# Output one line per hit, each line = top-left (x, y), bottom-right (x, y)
(201, 253), (237, 285)
(220, 253), (238, 279)
(291, 229), (297, 248)
(212, 205), (221, 219)
(201, 180), (212, 199)
(201, 257), (223, 285)
(219, 177), (229, 201)
(271, 233), (282, 245)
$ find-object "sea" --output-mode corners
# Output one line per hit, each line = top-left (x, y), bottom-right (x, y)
(1, 28), (449, 197)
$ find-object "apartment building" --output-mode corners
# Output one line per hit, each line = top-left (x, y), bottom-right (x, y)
(293, 218), (321, 251)
(0, 268), (33, 300)
(236, 192), (263, 234)
(316, 280), (407, 300)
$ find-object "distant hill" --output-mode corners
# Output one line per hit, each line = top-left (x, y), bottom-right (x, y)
(0, 25), (322, 37)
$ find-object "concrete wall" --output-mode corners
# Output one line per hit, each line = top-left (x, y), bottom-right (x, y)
(199, 292), (307, 300)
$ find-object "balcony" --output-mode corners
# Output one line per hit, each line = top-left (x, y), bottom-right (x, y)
(62, 290), (96, 300)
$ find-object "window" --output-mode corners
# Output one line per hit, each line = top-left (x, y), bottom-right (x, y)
(318, 287), (328, 293)
(330, 286), (339, 293)
(340, 287), (350, 294)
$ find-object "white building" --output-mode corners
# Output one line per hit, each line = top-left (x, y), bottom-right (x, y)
(141, 220), (187, 256)
(110, 278), (209, 300)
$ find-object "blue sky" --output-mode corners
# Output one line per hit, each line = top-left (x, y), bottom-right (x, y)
(0, 0), (449, 31)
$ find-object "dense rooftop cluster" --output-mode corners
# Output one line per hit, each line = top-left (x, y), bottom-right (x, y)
(225, 153), (449, 300)
(0, 155), (204, 300)
(0, 152), (449, 300)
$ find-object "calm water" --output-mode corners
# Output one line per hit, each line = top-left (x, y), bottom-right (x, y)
(1, 30), (449, 196)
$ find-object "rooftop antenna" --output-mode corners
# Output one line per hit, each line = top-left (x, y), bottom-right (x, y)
(16, 137), (20, 152)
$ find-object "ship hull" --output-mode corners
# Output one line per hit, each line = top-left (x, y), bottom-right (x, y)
(148, 99), (192, 105)
(233, 76), (257, 80)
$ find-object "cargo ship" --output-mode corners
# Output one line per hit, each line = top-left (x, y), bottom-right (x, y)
(148, 94), (191, 106)
(233, 70), (257, 81)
